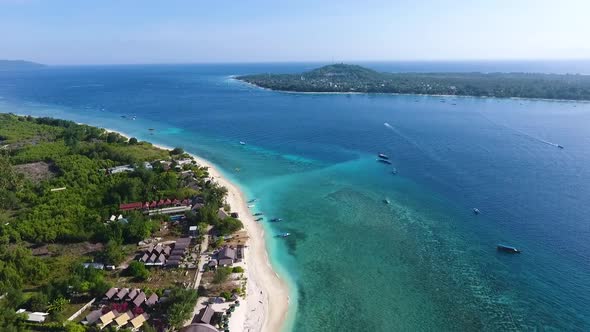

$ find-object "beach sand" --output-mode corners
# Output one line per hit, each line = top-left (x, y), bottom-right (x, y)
(105, 128), (290, 332)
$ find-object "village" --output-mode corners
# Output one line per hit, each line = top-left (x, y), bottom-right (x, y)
(16, 155), (250, 332)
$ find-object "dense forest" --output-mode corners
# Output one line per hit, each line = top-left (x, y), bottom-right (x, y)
(0, 113), (240, 331)
(237, 64), (590, 101)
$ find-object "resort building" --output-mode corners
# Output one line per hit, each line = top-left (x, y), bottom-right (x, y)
(15, 309), (49, 323)
(217, 246), (237, 266)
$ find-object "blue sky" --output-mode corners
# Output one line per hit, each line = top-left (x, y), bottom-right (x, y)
(0, 0), (589, 64)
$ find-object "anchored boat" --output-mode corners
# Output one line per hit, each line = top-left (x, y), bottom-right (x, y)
(497, 244), (521, 254)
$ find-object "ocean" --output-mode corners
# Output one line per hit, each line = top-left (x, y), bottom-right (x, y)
(1, 62), (590, 331)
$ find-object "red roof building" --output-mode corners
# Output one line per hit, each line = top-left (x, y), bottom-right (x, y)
(164, 198), (172, 205)
(119, 202), (143, 211)
(149, 201), (157, 208)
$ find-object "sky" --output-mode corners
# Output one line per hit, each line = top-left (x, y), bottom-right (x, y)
(0, 0), (589, 65)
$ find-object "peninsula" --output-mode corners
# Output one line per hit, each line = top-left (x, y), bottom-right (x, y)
(237, 64), (590, 101)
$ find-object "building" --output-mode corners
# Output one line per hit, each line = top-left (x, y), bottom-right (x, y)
(217, 208), (229, 220)
(119, 202), (143, 211)
(145, 293), (159, 306)
(189, 225), (198, 237)
(128, 313), (148, 331)
(15, 309), (49, 323)
(83, 309), (103, 325)
(114, 311), (133, 328)
(217, 246), (237, 266)
(104, 287), (118, 300)
(198, 305), (216, 325)
(98, 310), (119, 329)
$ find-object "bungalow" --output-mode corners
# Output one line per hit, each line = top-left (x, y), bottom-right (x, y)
(127, 288), (140, 301)
(115, 288), (130, 301)
(98, 310), (119, 328)
(104, 287), (119, 300)
(83, 309), (103, 325)
(217, 246), (236, 266)
(133, 292), (146, 307)
(114, 311), (133, 328)
(217, 208), (229, 220)
(128, 313), (148, 331)
(145, 293), (159, 306)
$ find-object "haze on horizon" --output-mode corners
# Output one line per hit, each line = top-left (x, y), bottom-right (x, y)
(1, 0), (589, 65)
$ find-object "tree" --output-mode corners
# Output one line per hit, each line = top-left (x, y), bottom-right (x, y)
(128, 137), (138, 145)
(28, 293), (48, 312)
(47, 296), (69, 314)
(100, 240), (125, 266)
(170, 147), (184, 155)
(126, 261), (149, 281)
(216, 217), (243, 236)
(159, 288), (198, 329)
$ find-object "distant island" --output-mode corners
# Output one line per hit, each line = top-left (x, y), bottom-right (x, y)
(0, 60), (45, 71)
(237, 64), (590, 101)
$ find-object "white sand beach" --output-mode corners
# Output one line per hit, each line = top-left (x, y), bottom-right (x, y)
(105, 128), (290, 332)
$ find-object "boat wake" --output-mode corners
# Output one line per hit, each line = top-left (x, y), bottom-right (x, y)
(478, 113), (563, 149)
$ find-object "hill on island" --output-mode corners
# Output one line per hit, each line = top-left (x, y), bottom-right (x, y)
(237, 64), (590, 101)
(0, 60), (46, 71)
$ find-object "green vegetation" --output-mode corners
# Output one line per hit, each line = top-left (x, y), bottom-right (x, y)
(238, 63), (590, 101)
(212, 267), (233, 284)
(126, 261), (150, 281)
(156, 288), (199, 330)
(0, 113), (244, 330)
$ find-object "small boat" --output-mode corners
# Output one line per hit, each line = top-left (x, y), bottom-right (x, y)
(132, 116), (136, 120)
(378, 153), (389, 160)
(248, 204), (255, 208)
(248, 198), (258, 203)
(557, 145), (564, 149)
(497, 244), (521, 254)
(253, 212), (264, 216)
(255, 217), (263, 222)
(240, 141), (246, 145)
(473, 208), (480, 215)
(383, 198), (390, 204)
(391, 168), (398, 175)
(377, 159), (392, 165)
(148, 128), (155, 131)
(270, 218), (283, 223)
(276, 232), (291, 238)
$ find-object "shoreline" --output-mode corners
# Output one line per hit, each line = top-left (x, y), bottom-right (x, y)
(232, 77), (590, 103)
(105, 128), (291, 332)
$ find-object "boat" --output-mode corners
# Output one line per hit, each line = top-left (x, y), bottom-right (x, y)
(132, 116), (136, 120)
(391, 168), (398, 175)
(148, 128), (155, 131)
(557, 145), (564, 149)
(497, 244), (521, 254)
(276, 232), (291, 238)
(240, 141), (246, 145)
(248, 204), (255, 208)
(248, 198), (258, 203)
(270, 218), (283, 222)
(255, 217), (263, 222)
(383, 198), (390, 204)
(473, 208), (480, 215)
(253, 212), (264, 216)
(378, 153), (389, 160)
(377, 159), (392, 165)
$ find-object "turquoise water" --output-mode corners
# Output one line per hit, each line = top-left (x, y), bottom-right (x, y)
(1, 63), (590, 330)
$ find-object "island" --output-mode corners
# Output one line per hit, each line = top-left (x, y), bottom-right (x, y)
(0, 113), (288, 332)
(0, 60), (46, 71)
(237, 64), (590, 101)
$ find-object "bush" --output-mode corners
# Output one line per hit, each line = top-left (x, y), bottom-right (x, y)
(212, 267), (232, 284)
(128, 137), (138, 145)
(127, 261), (150, 281)
(232, 266), (244, 273)
(170, 147), (184, 155)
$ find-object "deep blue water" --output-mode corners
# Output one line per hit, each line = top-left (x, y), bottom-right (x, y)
(1, 62), (590, 331)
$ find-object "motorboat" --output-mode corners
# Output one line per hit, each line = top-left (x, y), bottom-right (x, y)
(378, 153), (389, 160)
(473, 208), (480, 215)
(276, 232), (291, 238)
(270, 218), (283, 223)
(497, 244), (521, 254)
(377, 159), (392, 165)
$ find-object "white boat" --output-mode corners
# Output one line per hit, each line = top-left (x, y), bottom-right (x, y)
(240, 141), (246, 145)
